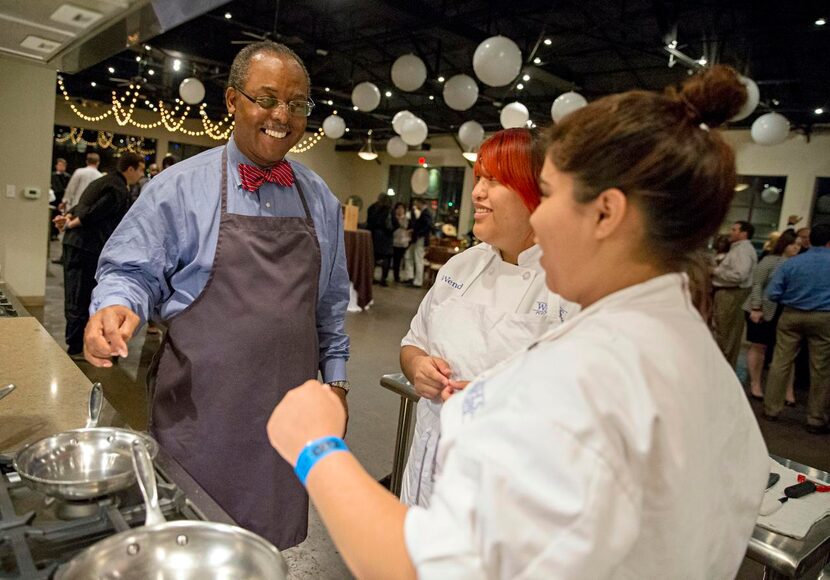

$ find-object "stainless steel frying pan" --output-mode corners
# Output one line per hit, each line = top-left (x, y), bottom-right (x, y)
(57, 441), (288, 579)
(13, 383), (158, 500)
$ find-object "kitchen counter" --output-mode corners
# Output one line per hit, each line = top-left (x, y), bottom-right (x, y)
(0, 317), (98, 452)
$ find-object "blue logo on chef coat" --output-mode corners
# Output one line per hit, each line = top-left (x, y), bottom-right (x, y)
(441, 275), (464, 290)
(462, 380), (485, 417)
(534, 301), (548, 316)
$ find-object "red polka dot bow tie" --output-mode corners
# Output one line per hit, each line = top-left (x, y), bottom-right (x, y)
(238, 161), (295, 192)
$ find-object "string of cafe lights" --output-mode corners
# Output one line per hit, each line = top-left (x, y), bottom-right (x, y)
(57, 76), (324, 153)
(54, 127), (156, 156)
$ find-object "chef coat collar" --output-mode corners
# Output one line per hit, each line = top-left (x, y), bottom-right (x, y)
(480, 242), (542, 268)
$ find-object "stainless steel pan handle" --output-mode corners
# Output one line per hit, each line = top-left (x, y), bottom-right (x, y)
(0, 384), (15, 402)
(84, 382), (103, 428)
(131, 440), (166, 527)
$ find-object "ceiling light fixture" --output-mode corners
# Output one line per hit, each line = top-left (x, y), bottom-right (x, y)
(316, 48), (329, 56)
(358, 134), (378, 161)
(147, 69), (155, 76)
(522, 74), (530, 81)
(816, 108), (825, 115)
(144, 45), (151, 51)
(697, 57), (708, 65)
(816, 17), (826, 26)
(438, 76), (445, 82)
(734, 183), (749, 192)
(173, 59), (181, 71)
(429, 95), (434, 100)
(544, 38), (552, 45)
(224, 12), (232, 19)
(135, 56), (141, 62)
(108, 66), (115, 74)
(517, 83), (524, 90)
(90, 81), (96, 87)
(385, 90), (392, 97)
(462, 148), (477, 162)
(533, 57), (542, 64)
(325, 87), (330, 92)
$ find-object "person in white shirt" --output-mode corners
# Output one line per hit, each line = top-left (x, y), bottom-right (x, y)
(399, 128), (574, 507)
(266, 64), (769, 579)
(60, 152), (103, 213)
(712, 220), (758, 367)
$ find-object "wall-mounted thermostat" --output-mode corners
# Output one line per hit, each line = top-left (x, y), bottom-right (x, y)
(23, 187), (41, 200)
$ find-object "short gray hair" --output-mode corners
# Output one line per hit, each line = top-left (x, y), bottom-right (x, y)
(227, 41), (311, 93)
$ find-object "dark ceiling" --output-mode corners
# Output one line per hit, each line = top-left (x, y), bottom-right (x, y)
(58, 0), (830, 146)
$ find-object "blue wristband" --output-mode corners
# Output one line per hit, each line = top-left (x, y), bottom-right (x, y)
(294, 436), (349, 485)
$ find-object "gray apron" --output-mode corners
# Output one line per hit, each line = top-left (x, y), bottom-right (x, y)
(148, 147), (320, 549)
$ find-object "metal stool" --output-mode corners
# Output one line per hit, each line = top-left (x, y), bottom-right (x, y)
(379, 373), (420, 496)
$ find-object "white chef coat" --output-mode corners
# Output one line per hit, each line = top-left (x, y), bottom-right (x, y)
(404, 273), (769, 579)
(400, 243), (576, 506)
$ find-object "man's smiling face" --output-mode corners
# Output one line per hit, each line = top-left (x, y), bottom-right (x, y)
(226, 52), (309, 166)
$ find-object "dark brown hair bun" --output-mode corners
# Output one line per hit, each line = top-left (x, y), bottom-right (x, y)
(671, 64), (747, 128)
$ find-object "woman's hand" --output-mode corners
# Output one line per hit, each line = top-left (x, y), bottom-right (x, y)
(440, 380), (470, 402)
(267, 380), (346, 467)
(749, 309), (764, 324)
(411, 355), (452, 400)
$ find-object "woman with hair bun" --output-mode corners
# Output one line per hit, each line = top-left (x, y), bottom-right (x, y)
(266, 65), (769, 579)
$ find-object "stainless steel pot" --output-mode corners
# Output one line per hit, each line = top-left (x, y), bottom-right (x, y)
(0, 384), (15, 402)
(13, 383), (158, 500)
(57, 441), (288, 580)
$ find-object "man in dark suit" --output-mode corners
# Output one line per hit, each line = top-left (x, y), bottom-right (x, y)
(409, 198), (433, 287)
(50, 158), (70, 240)
(54, 152), (145, 357)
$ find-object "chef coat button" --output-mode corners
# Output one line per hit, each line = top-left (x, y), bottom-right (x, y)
(522, 271), (531, 280)
(265, 202), (271, 208)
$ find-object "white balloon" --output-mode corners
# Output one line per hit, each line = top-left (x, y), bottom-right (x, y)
(473, 35), (523, 87)
(551, 91), (587, 123)
(386, 136), (408, 158)
(401, 116), (428, 146)
(730, 76), (760, 122)
(351, 81), (381, 112)
(391, 54), (427, 92)
(392, 110), (415, 135)
(322, 115), (346, 139)
(751, 112), (789, 146)
(179, 77), (205, 105)
(458, 120), (485, 148)
(411, 167), (429, 194)
(443, 74), (479, 111)
(760, 186), (781, 204)
(500, 101), (529, 129)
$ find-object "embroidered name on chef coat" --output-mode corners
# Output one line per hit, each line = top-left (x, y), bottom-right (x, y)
(462, 380), (486, 418)
(441, 274), (464, 290)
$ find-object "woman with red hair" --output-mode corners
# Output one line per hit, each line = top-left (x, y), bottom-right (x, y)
(397, 128), (576, 507)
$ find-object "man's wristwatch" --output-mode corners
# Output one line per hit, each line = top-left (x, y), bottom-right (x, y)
(327, 380), (350, 394)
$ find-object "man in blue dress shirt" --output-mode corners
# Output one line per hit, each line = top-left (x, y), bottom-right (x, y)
(83, 41), (350, 548)
(764, 223), (830, 434)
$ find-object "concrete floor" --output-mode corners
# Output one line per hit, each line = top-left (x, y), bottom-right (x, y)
(38, 241), (829, 579)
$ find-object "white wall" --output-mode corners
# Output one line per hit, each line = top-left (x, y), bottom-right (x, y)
(0, 59), (57, 301)
(723, 130), (830, 230)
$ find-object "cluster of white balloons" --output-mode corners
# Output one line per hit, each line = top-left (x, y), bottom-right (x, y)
(391, 110), (429, 147)
(731, 76), (789, 146)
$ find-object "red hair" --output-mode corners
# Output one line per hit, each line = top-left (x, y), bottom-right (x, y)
(474, 128), (543, 213)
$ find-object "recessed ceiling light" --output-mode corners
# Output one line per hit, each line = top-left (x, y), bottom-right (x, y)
(816, 108), (825, 115)
(543, 38), (552, 45)
(144, 45), (151, 51)
(772, 99), (780, 106)
(533, 57), (542, 64)
(108, 66), (115, 74)
(438, 76), (445, 82)
(385, 90), (392, 97)
(734, 184), (749, 192)
(816, 17), (826, 26)
(522, 74), (530, 81)
(324, 87), (330, 92)
(517, 83), (524, 90)
(224, 12), (232, 19)
(147, 69), (154, 76)
(328, 100), (334, 105)
(353, 105), (358, 111)
(135, 56), (141, 62)
(172, 59), (181, 71)
(90, 81), (96, 87)
(697, 57), (708, 65)
(429, 95), (434, 100)
(345, 128), (350, 132)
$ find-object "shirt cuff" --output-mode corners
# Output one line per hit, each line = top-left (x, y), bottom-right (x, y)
(320, 357), (347, 384)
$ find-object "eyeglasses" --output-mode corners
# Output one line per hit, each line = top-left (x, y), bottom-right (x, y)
(234, 87), (315, 117)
